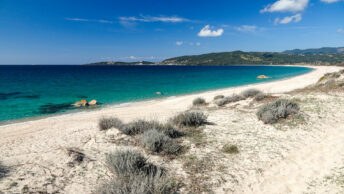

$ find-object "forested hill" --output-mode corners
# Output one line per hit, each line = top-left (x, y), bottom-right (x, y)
(284, 47), (344, 55)
(85, 61), (154, 65)
(158, 51), (344, 66)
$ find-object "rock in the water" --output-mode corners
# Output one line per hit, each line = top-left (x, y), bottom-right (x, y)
(89, 99), (98, 105)
(73, 99), (88, 107)
(257, 75), (270, 79)
(156, 91), (163, 95)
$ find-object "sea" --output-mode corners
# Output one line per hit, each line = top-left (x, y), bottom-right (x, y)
(0, 65), (312, 123)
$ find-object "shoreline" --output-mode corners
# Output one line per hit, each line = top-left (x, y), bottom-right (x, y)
(0, 65), (342, 132)
(1, 65), (344, 193)
(0, 65), (313, 127)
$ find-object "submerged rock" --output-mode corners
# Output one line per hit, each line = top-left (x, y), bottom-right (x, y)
(0, 92), (22, 100)
(155, 91), (163, 95)
(38, 103), (73, 114)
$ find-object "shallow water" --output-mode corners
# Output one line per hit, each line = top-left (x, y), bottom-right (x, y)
(0, 65), (311, 122)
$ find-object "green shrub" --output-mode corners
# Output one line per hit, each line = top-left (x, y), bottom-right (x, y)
(257, 99), (300, 124)
(171, 111), (207, 128)
(141, 130), (181, 154)
(215, 94), (245, 106)
(105, 149), (148, 176)
(99, 117), (124, 131)
(213, 95), (224, 100)
(192, 97), (206, 106)
(242, 88), (261, 98)
(0, 161), (9, 179)
(97, 171), (177, 194)
(254, 92), (267, 101)
(99, 150), (178, 194)
(222, 144), (239, 154)
(119, 120), (158, 135)
(158, 123), (183, 138)
(119, 120), (182, 138)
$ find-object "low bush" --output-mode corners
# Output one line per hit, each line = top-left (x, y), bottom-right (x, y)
(105, 149), (148, 176)
(120, 120), (159, 135)
(97, 171), (177, 194)
(254, 92), (268, 101)
(158, 123), (183, 138)
(222, 144), (239, 154)
(99, 150), (178, 194)
(119, 120), (182, 137)
(141, 130), (181, 154)
(215, 94), (245, 106)
(0, 161), (9, 179)
(192, 97), (206, 106)
(213, 95), (224, 100)
(242, 88), (261, 98)
(171, 111), (207, 128)
(99, 117), (123, 131)
(257, 99), (300, 124)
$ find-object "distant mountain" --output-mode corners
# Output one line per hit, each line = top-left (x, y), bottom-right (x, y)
(85, 61), (154, 65)
(158, 51), (344, 66)
(284, 47), (344, 55)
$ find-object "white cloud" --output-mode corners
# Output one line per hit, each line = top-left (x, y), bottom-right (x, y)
(119, 15), (190, 23)
(176, 41), (183, 46)
(65, 18), (113, 24)
(261, 0), (309, 13)
(235, 25), (257, 32)
(198, 25), (224, 37)
(196, 42), (201, 46)
(274, 13), (302, 24)
(321, 0), (342, 3)
(338, 28), (344, 34)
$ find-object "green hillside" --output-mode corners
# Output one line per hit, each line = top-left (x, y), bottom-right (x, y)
(284, 47), (344, 55)
(158, 51), (344, 66)
(85, 61), (154, 65)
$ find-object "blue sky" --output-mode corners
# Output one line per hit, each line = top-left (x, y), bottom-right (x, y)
(0, 0), (343, 64)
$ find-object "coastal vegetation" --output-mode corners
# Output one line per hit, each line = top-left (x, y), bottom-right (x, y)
(215, 94), (245, 106)
(192, 97), (206, 106)
(0, 162), (9, 180)
(99, 117), (124, 131)
(222, 144), (239, 154)
(256, 99), (300, 124)
(213, 95), (224, 100)
(241, 88), (262, 98)
(141, 129), (181, 155)
(98, 149), (178, 194)
(170, 111), (208, 128)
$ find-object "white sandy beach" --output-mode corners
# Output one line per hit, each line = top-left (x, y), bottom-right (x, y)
(0, 65), (343, 193)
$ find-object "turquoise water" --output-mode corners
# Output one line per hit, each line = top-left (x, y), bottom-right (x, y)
(0, 65), (312, 123)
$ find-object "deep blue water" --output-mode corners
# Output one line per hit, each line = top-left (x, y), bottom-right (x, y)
(0, 65), (312, 123)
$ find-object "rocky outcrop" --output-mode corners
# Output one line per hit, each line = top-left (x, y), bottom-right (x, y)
(88, 100), (98, 105)
(72, 99), (88, 107)
(257, 75), (270, 79)
(72, 99), (98, 107)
